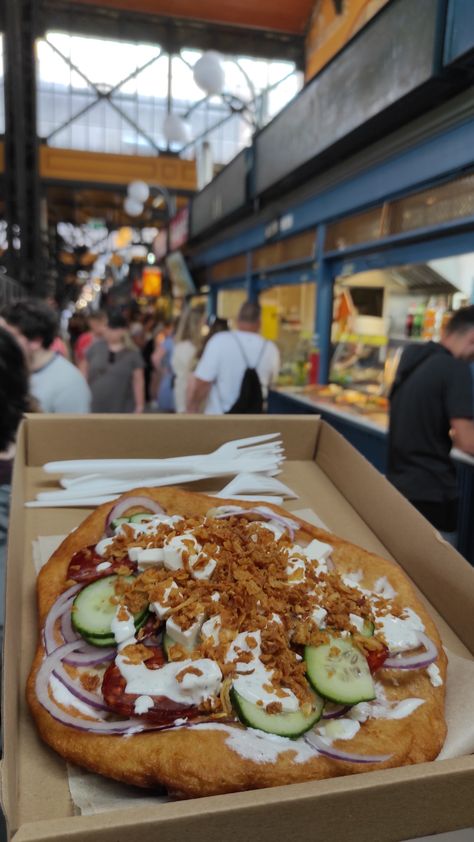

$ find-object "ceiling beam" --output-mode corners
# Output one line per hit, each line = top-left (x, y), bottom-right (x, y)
(38, 0), (305, 67)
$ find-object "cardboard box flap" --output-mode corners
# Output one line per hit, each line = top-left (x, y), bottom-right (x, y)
(9, 759), (474, 842)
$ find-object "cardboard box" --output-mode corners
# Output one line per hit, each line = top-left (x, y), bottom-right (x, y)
(2, 414), (474, 842)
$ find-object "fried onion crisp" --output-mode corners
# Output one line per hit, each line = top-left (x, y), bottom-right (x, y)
(102, 514), (396, 707)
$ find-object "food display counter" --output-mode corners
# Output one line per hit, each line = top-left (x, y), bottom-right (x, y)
(268, 385), (474, 565)
(268, 386), (389, 471)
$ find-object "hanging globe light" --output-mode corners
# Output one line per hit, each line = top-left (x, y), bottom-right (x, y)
(124, 196), (144, 217)
(127, 180), (150, 203)
(163, 112), (190, 144)
(193, 51), (225, 96)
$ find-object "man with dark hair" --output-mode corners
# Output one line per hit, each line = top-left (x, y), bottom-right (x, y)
(1, 299), (91, 413)
(387, 305), (474, 538)
(187, 299), (280, 413)
(83, 309), (145, 413)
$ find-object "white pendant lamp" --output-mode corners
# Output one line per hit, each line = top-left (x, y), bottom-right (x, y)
(123, 196), (144, 217)
(163, 112), (190, 144)
(127, 180), (150, 204)
(193, 51), (225, 96)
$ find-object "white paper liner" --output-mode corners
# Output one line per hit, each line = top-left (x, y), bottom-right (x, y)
(31, 508), (474, 820)
(66, 765), (168, 816)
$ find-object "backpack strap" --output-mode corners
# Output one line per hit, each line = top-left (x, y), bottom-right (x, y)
(231, 331), (267, 368)
(215, 333), (267, 412)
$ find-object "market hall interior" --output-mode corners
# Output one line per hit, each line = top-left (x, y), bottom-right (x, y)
(1, 0), (474, 839)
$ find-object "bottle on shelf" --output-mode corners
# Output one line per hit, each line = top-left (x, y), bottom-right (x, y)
(405, 304), (416, 337)
(308, 333), (320, 385)
(293, 336), (310, 387)
(412, 302), (425, 338)
(422, 298), (436, 340)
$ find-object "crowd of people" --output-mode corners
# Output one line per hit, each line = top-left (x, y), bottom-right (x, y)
(1, 293), (473, 628)
(0, 295), (281, 636)
(0, 297), (280, 418)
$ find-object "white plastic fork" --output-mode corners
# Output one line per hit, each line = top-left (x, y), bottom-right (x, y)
(35, 460), (284, 503)
(42, 433), (283, 477)
(59, 446), (284, 488)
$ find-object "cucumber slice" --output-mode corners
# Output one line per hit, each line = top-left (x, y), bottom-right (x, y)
(81, 611), (149, 648)
(111, 516), (132, 530)
(231, 687), (323, 738)
(81, 632), (116, 648)
(129, 513), (157, 524)
(72, 575), (148, 640)
(305, 636), (375, 705)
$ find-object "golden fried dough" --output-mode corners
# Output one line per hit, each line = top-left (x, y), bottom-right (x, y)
(27, 488), (447, 797)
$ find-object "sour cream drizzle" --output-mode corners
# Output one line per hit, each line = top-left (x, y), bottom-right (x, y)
(117, 656), (222, 706)
(228, 631), (299, 713)
(191, 722), (317, 764)
(101, 514), (435, 736)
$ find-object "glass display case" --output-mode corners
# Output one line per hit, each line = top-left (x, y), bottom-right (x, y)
(329, 332), (387, 394)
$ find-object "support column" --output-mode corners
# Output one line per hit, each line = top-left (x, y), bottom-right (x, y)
(315, 225), (334, 384)
(208, 286), (218, 318)
(245, 252), (258, 302)
(4, 0), (43, 294)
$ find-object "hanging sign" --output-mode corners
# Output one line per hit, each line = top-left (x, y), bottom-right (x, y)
(169, 207), (190, 251)
(152, 229), (168, 261)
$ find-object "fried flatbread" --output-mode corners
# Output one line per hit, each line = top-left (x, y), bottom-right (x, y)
(27, 488), (447, 797)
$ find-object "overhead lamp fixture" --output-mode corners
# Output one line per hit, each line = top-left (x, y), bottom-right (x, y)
(163, 112), (190, 144)
(127, 180), (150, 203)
(193, 51), (225, 96)
(124, 196), (144, 217)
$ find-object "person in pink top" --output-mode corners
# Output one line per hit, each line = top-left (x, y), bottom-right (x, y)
(75, 311), (107, 374)
(50, 336), (68, 357)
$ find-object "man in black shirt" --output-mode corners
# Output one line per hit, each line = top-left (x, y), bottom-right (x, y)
(387, 305), (474, 536)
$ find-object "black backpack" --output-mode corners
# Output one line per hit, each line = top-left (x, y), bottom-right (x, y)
(226, 333), (267, 414)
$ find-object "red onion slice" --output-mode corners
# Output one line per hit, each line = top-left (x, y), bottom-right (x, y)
(211, 505), (299, 540)
(53, 661), (109, 712)
(105, 496), (164, 536)
(305, 732), (392, 763)
(61, 608), (80, 645)
(322, 703), (351, 720)
(63, 644), (116, 667)
(43, 585), (82, 654)
(383, 633), (438, 670)
(36, 642), (166, 734)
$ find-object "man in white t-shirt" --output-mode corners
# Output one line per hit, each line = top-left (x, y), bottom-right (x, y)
(1, 299), (91, 414)
(187, 301), (280, 414)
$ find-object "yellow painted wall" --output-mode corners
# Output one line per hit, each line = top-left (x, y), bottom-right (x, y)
(305, 0), (389, 80)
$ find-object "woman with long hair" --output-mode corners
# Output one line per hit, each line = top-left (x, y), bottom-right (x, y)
(171, 307), (205, 413)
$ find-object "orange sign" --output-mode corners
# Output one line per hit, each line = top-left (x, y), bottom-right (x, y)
(142, 267), (162, 297)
